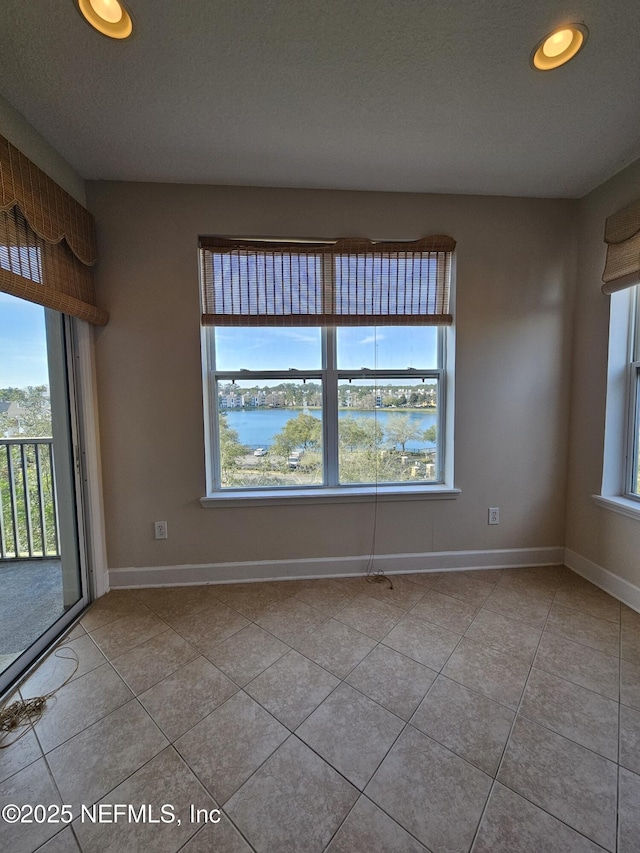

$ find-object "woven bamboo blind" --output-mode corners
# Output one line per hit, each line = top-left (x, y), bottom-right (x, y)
(200, 235), (455, 327)
(602, 198), (640, 295)
(0, 134), (107, 325)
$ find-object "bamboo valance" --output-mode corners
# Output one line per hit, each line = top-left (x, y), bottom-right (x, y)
(200, 235), (455, 327)
(0, 134), (107, 325)
(0, 134), (96, 266)
(602, 198), (640, 295)
(0, 206), (107, 325)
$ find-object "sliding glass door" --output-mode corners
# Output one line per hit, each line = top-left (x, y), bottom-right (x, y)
(0, 294), (89, 693)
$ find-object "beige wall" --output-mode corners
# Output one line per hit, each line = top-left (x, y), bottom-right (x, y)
(0, 94), (86, 205)
(87, 182), (576, 570)
(565, 159), (640, 585)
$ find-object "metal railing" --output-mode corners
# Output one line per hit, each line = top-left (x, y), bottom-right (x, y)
(0, 438), (60, 560)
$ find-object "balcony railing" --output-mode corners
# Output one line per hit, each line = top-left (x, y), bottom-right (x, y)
(0, 438), (60, 560)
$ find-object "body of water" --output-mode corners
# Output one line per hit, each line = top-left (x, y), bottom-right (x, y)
(223, 407), (437, 450)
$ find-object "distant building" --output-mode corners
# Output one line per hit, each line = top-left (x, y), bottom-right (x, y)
(0, 401), (30, 436)
(218, 393), (245, 409)
(0, 401), (27, 418)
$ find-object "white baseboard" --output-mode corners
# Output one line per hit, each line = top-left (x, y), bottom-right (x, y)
(108, 546), (565, 589)
(564, 549), (640, 614)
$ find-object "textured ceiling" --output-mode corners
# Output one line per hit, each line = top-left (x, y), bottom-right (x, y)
(1, 0), (640, 197)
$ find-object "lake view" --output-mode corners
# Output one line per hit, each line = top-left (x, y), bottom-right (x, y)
(224, 408), (437, 451)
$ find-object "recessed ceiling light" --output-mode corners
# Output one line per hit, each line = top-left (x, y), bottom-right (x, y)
(77, 0), (133, 39)
(531, 24), (588, 71)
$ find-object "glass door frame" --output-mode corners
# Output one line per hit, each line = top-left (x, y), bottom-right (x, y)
(0, 312), (92, 696)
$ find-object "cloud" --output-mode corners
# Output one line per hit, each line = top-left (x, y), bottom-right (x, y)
(279, 330), (318, 343)
(359, 334), (387, 345)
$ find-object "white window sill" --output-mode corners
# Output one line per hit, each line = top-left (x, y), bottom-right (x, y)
(592, 494), (640, 522)
(201, 485), (461, 508)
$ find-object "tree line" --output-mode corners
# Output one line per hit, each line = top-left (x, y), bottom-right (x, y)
(219, 381), (437, 410)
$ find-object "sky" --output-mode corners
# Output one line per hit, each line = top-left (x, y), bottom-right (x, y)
(214, 326), (439, 372)
(0, 293), (49, 388)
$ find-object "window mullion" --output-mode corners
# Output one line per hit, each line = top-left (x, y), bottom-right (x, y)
(207, 328), (222, 490)
(625, 285), (640, 497)
(323, 327), (339, 486)
(631, 364), (640, 498)
(633, 287), (640, 362)
(435, 367), (445, 483)
(626, 361), (640, 497)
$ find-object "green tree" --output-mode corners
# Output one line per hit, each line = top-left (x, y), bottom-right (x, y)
(218, 413), (247, 480)
(339, 416), (384, 451)
(0, 388), (63, 555)
(424, 384), (437, 408)
(339, 447), (418, 484)
(0, 386), (52, 437)
(384, 414), (423, 452)
(423, 424), (437, 443)
(272, 413), (322, 458)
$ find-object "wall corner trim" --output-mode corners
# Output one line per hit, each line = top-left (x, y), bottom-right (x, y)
(564, 548), (640, 614)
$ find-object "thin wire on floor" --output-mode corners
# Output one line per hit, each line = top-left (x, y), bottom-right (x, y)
(0, 642), (79, 749)
(365, 326), (393, 591)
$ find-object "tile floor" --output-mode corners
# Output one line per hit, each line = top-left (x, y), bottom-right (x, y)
(1, 565), (639, 852)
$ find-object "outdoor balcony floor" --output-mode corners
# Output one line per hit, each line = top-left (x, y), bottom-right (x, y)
(0, 559), (65, 670)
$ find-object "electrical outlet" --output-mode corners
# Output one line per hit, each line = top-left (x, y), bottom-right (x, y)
(154, 521), (168, 539)
(488, 507), (499, 525)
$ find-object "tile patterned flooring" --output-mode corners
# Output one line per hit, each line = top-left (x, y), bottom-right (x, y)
(1, 566), (639, 852)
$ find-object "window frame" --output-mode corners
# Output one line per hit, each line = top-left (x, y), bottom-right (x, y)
(595, 282), (640, 521)
(203, 325), (447, 495)
(624, 285), (640, 501)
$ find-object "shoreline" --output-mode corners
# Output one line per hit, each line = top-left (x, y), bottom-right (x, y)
(224, 407), (437, 414)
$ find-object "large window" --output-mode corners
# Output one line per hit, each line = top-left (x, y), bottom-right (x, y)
(205, 325), (445, 490)
(200, 236), (454, 496)
(598, 197), (640, 518)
